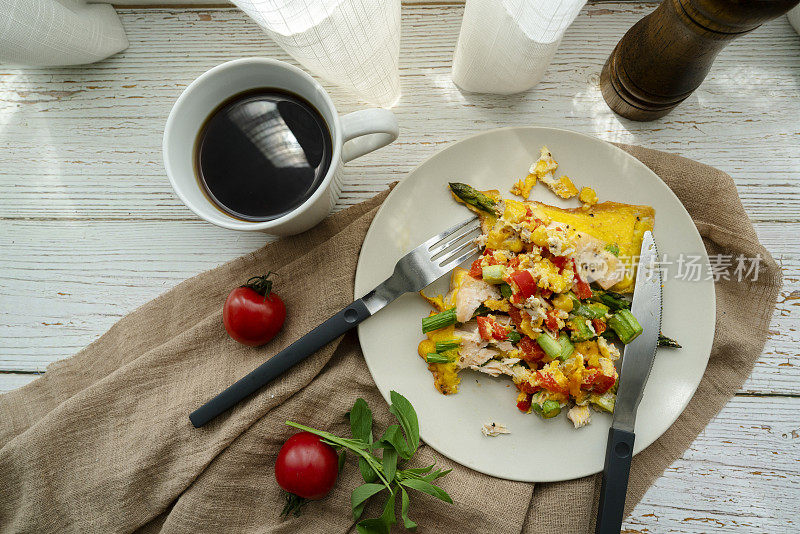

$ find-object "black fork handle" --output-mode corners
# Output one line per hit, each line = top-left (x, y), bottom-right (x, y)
(189, 299), (372, 428)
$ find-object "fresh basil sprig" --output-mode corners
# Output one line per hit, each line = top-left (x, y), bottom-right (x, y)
(286, 391), (452, 533)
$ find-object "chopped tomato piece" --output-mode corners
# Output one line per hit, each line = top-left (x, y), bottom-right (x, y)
(477, 316), (494, 340)
(478, 316), (509, 340)
(516, 381), (540, 394)
(518, 336), (546, 362)
(516, 393), (533, 412)
(581, 369), (615, 394)
(509, 270), (537, 298)
(468, 258), (483, 279)
(537, 371), (569, 395)
(592, 318), (607, 335)
(539, 288), (553, 299)
(572, 260), (593, 299)
(544, 309), (560, 331)
(510, 293), (525, 305)
(492, 323), (508, 340)
(507, 257), (521, 270)
(550, 255), (569, 272)
(508, 306), (524, 327)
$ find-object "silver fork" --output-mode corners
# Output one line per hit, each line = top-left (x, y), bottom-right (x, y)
(190, 217), (481, 427)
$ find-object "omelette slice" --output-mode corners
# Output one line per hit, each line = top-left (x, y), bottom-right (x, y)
(531, 201), (655, 293)
(450, 185), (654, 293)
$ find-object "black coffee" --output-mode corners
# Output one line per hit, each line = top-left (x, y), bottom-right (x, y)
(194, 88), (332, 221)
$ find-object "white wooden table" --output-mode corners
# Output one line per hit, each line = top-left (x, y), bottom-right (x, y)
(1, 2), (798, 531)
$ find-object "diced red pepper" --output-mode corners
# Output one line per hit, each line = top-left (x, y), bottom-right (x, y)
(544, 309), (560, 331)
(581, 369), (615, 394)
(468, 258), (483, 279)
(507, 306), (524, 327)
(510, 293), (525, 306)
(477, 316), (494, 340)
(516, 393), (533, 412)
(478, 316), (509, 340)
(518, 336), (546, 363)
(510, 270), (537, 299)
(492, 323), (508, 340)
(550, 255), (569, 272)
(572, 260), (593, 299)
(516, 381), (540, 394)
(592, 318), (607, 335)
(537, 371), (569, 395)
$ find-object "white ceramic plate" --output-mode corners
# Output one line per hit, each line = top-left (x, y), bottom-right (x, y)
(355, 127), (715, 482)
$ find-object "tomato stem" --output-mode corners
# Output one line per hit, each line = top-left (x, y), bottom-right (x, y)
(280, 492), (308, 518)
(243, 272), (276, 302)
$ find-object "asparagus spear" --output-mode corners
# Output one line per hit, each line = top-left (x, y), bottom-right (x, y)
(607, 309), (643, 344)
(422, 308), (457, 333)
(591, 290), (631, 311)
(604, 329), (681, 348)
(658, 333), (682, 348)
(448, 182), (497, 214)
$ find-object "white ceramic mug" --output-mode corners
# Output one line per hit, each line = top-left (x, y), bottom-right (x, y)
(163, 58), (399, 236)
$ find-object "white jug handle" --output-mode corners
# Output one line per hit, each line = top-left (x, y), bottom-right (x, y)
(339, 109), (399, 164)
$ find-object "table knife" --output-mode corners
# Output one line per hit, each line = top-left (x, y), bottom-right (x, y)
(595, 230), (662, 533)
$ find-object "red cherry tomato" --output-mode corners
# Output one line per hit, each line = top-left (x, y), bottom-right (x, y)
(223, 274), (286, 347)
(275, 432), (339, 500)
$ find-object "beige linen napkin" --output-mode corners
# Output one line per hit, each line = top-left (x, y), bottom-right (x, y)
(0, 145), (781, 533)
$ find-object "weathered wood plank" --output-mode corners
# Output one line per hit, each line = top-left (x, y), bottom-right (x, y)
(0, 373), (39, 393)
(626, 395), (800, 533)
(1, 5), (798, 223)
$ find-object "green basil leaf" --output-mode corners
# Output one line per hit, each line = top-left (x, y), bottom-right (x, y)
(359, 457), (378, 483)
(380, 489), (397, 526)
(389, 391), (420, 456)
(382, 446), (398, 483)
(356, 491), (396, 534)
(400, 464), (435, 476)
(351, 483), (386, 521)
(378, 424), (411, 460)
(400, 478), (453, 504)
(350, 398), (373, 443)
(356, 519), (389, 534)
(400, 488), (417, 531)
(421, 468), (452, 482)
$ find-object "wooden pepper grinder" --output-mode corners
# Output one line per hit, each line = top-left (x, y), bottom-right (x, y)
(600, 0), (800, 121)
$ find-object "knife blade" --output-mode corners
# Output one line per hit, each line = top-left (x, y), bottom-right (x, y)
(595, 230), (662, 534)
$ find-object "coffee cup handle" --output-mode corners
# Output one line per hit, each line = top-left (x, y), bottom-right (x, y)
(340, 109), (399, 164)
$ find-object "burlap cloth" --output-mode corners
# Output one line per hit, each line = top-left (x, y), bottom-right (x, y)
(0, 145), (782, 533)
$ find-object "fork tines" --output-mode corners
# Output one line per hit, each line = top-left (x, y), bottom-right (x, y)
(427, 217), (481, 269)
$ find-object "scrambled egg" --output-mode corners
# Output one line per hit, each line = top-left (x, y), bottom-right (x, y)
(418, 146), (655, 427)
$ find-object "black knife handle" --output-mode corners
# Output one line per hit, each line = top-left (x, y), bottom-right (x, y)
(595, 426), (636, 534)
(189, 299), (372, 428)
